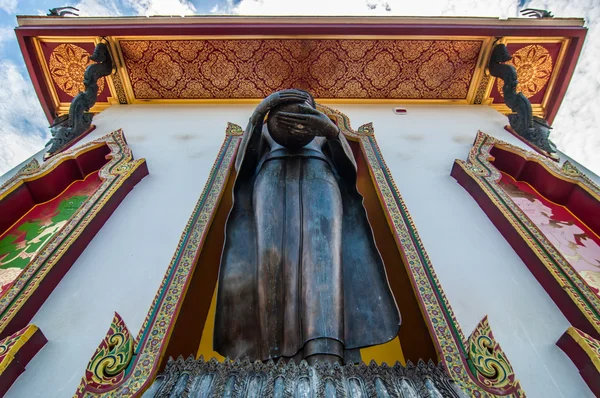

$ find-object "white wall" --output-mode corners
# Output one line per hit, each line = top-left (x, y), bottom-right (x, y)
(5, 104), (593, 397)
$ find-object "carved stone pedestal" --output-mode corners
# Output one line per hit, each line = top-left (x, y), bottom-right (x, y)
(143, 356), (466, 398)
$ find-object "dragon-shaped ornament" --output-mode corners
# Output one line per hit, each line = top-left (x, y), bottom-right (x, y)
(488, 43), (557, 155)
(46, 42), (113, 157)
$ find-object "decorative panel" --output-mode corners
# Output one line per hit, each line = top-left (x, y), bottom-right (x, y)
(118, 39), (482, 100)
(16, 18), (586, 124)
(33, 37), (122, 116)
(452, 131), (600, 340)
(38, 41), (110, 103)
(0, 130), (148, 340)
(484, 38), (569, 116)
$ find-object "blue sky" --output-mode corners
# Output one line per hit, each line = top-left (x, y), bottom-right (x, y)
(0, 0), (598, 176)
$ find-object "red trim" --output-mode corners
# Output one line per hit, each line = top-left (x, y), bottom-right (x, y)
(557, 330), (600, 396)
(0, 143), (110, 233)
(0, 327), (47, 397)
(490, 146), (599, 233)
(14, 23), (588, 37)
(451, 161), (600, 340)
(16, 33), (55, 122)
(0, 162), (148, 339)
(545, 31), (586, 125)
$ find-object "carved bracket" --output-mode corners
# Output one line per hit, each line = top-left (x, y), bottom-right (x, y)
(467, 316), (519, 391)
(75, 312), (135, 396)
(46, 42), (114, 159)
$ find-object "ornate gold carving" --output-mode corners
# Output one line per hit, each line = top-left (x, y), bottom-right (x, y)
(49, 44), (106, 97)
(474, 74), (490, 104)
(119, 39), (482, 100)
(497, 44), (552, 98)
(467, 316), (519, 390)
(77, 312), (134, 393)
(225, 122), (243, 136)
(111, 73), (127, 104)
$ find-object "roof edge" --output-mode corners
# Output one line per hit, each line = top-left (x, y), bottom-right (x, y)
(16, 15), (586, 28)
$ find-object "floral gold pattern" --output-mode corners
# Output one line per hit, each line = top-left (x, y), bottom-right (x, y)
(73, 110), (524, 397)
(468, 316), (518, 389)
(49, 44), (106, 98)
(497, 45), (552, 99)
(119, 39), (482, 100)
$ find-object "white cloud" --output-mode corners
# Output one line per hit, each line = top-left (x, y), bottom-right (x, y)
(123, 0), (196, 16)
(211, 0), (518, 16)
(0, 0), (17, 14)
(74, 0), (123, 16)
(0, 61), (49, 175)
(0, 26), (14, 49)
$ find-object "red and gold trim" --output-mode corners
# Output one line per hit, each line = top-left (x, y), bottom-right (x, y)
(451, 131), (600, 339)
(15, 16), (586, 124)
(0, 130), (148, 340)
(557, 326), (600, 396)
(0, 324), (47, 396)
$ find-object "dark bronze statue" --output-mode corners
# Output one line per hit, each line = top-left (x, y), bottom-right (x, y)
(488, 44), (557, 154)
(214, 89), (400, 365)
(47, 42), (112, 156)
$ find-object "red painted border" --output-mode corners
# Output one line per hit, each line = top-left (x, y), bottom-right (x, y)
(14, 21), (587, 124)
(0, 327), (47, 397)
(451, 161), (600, 340)
(557, 330), (600, 396)
(0, 162), (148, 340)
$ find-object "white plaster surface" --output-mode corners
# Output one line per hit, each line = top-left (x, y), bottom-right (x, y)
(4, 104), (594, 397)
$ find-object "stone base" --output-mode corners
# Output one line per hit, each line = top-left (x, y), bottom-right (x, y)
(143, 356), (466, 397)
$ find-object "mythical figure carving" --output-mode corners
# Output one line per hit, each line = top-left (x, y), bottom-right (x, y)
(488, 44), (557, 154)
(214, 89), (400, 365)
(520, 8), (553, 18)
(46, 42), (113, 156)
(47, 6), (79, 17)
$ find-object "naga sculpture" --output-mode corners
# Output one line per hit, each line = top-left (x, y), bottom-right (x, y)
(214, 89), (400, 365)
(488, 44), (557, 154)
(47, 6), (79, 17)
(46, 42), (113, 156)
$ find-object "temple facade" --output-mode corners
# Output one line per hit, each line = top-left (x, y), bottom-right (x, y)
(0, 14), (598, 398)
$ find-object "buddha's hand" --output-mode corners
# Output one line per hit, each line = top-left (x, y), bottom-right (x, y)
(272, 103), (340, 140)
(250, 90), (311, 124)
